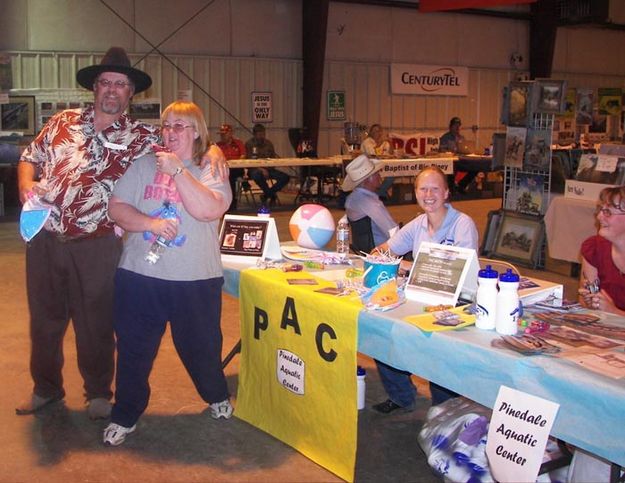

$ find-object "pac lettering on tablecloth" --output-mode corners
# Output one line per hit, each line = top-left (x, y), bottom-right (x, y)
(237, 269), (361, 481)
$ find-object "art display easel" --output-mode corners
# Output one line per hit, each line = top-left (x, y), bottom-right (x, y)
(486, 79), (566, 269)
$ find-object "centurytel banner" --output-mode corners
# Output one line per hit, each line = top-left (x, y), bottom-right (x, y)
(391, 63), (469, 96)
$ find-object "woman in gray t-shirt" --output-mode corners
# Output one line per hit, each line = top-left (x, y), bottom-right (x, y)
(103, 101), (233, 446)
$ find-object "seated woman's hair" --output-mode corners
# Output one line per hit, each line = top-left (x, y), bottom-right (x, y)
(598, 186), (625, 211)
(160, 101), (209, 165)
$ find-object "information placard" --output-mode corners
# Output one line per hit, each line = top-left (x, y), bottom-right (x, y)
(486, 386), (560, 483)
(219, 214), (281, 262)
(405, 242), (478, 306)
(251, 91), (272, 123)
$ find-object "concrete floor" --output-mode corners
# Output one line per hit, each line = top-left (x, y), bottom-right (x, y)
(0, 197), (579, 482)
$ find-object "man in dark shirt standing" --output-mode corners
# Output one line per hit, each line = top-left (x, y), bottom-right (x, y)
(245, 123), (289, 205)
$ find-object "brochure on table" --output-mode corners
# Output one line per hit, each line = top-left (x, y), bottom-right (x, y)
(219, 214), (281, 263)
(405, 242), (479, 306)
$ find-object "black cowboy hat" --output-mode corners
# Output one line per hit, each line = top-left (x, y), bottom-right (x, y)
(76, 47), (152, 94)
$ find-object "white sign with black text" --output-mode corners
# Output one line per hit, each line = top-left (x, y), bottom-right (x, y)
(391, 64), (469, 96)
(251, 91), (273, 123)
(486, 386), (560, 483)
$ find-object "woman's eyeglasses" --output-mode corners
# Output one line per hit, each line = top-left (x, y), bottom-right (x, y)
(161, 123), (193, 133)
(595, 205), (625, 218)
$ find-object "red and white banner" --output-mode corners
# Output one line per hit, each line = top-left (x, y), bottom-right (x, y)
(419, 0), (535, 12)
(391, 64), (469, 96)
(389, 131), (443, 156)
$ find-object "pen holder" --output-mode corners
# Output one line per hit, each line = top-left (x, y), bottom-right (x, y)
(363, 260), (400, 288)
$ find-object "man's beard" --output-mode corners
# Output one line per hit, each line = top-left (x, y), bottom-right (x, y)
(99, 97), (126, 115)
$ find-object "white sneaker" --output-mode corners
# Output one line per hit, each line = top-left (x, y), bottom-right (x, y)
(103, 422), (136, 446)
(209, 399), (233, 420)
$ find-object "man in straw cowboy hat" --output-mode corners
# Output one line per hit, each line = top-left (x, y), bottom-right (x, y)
(343, 154), (399, 248)
(16, 47), (226, 419)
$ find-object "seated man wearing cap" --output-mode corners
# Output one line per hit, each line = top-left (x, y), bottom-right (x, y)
(440, 116), (476, 194)
(216, 123), (245, 211)
(245, 123), (289, 205)
(343, 155), (399, 252)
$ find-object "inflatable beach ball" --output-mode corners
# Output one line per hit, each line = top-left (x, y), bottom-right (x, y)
(289, 204), (336, 249)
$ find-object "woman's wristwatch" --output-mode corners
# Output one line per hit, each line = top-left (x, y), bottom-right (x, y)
(172, 166), (185, 178)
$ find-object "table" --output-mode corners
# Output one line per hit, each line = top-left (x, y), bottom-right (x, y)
(544, 195), (597, 263)
(222, 261), (625, 468)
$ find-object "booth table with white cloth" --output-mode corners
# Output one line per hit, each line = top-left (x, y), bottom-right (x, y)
(544, 195), (597, 263)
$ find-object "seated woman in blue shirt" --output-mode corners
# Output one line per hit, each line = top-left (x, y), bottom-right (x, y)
(373, 166), (479, 413)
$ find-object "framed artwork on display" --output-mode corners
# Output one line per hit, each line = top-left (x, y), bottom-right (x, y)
(523, 129), (551, 171)
(532, 79), (567, 114)
(492, 211), (545, 267)
(0, 95), (36, 135)
(508, 82), (532, 127)
(504, 126), (527, 168)
(479, 209), (503, 256)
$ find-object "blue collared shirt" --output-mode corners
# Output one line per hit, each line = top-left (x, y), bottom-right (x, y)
(345, 187), (398, 246)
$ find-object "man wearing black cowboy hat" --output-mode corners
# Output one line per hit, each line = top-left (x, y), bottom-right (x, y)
(15, 47), (227, 420)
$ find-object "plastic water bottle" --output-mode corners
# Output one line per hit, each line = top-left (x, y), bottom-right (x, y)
(257, 205), (270, 218)
(145, 236), (169, 264)
(336, 215), (350, 258)
(145, 201), (177, 264)
(475, 265), (498, 330)
(357, 366), (366, 410)
(495, 269), (521, 335)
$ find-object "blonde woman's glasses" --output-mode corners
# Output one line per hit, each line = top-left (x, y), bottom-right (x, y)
(162, 123), (193, 133)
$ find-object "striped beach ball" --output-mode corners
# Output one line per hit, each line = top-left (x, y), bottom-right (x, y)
(289, 204), (336, 249)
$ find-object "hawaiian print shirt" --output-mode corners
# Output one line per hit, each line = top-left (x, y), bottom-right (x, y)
(21, 106), (159, 238)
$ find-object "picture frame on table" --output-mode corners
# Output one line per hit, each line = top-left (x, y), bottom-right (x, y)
(492, 211), (545, 267)
(532, 79), (567, 114)
(479, 209), (503, 256)
(0, 95), (36, 135)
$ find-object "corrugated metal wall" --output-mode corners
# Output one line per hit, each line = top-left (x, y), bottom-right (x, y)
(7, 50), (303, 157)
(7, 50), (625, 157)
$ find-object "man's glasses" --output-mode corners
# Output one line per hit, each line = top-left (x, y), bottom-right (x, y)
(162, 123), (194, 133)
(96, 78), (132, 89)
(595, 205), (625, 218)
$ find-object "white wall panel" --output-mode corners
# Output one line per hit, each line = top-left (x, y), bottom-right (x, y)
(7, 50), (302, 156)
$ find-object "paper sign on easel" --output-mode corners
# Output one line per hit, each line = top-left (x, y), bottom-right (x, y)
(219, 214), (281, 263)
(486, 386), (560, 483)
(405, 242), (479, 306)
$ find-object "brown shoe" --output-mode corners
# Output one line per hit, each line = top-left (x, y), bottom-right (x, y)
(16, 394), (63, 415)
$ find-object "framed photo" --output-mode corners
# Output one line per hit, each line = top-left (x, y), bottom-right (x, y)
(492, 211), (545, 267)
(523, 128), (551, 171)
(0, 95), (36, 135)
(480, 209), (503, 256)
(508, 81), (532, 127)
(129, 100), (161, 125)
(532, 79), (567, 114)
